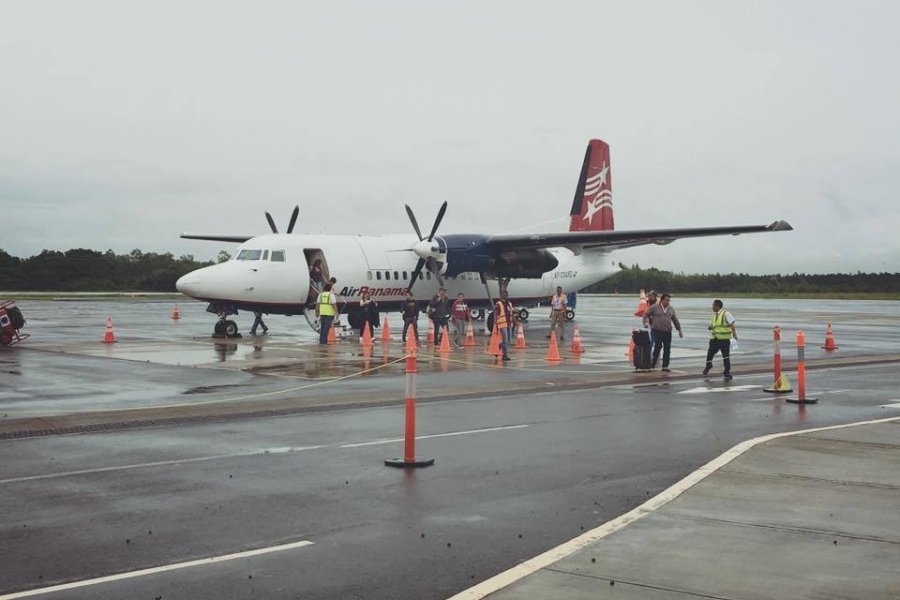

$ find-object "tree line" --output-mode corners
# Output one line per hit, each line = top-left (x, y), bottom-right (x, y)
(583, 264), (900, 295)
(1, 249), (898, 294)
(0, 248), (226, 292)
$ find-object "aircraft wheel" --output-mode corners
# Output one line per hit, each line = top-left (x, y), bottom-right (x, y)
(214, 321), (226, 335)
(516, 308), (529, 322)
(486, 312), (494, 332)
(470, 308), (485, 321)
(224, 319), (239, 337)
(566, 309), (575, 321)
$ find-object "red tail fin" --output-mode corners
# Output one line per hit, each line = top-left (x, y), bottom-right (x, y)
(569, 139), (613, 231)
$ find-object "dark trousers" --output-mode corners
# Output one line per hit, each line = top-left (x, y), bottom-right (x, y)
(319, 315), (334, 344)
(250, 313), (267, 334)
(651, 330), (673, 368)
(362, 319), (374, 338)
(402, 318), (418, 342)
(433, 317), (448, 346)
(705, 339), (731, 374)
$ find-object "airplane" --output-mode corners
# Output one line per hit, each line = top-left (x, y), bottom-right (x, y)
(175, 139), (792, 337)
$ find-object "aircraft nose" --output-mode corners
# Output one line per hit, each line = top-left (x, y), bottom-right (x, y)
(176, 273), (201, 296)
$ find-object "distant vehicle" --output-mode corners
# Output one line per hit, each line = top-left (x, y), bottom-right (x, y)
(177, 139), (792, 337)
(0, 300), (29, 346)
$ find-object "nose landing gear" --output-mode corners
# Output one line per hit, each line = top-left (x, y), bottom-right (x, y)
(208, 303), (242, 338)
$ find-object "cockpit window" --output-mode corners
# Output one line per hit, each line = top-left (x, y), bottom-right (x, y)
(236, 249), (263, 261)
(271, 250), (285, 262)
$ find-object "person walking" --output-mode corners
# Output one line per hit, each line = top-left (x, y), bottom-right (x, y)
(250, 311), (268, 336)
(641, 293), (683, 371)
(548, 286), (568, 340)
(401, 291), (420, 345)
(359, 292), (379, 340)
(428, 288), (452, 348)
(704, 299), (737, 380)
(316, 282), (337, 345)
(451, 292), (470, 347)
(494, 291), (515, 361)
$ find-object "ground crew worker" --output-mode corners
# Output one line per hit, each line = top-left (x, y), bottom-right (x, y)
(704, 299), (737, 380)
(359, 292), (379, 340)
(494, 291), (514, 361)
(250, 311), (268, 336)
(316, 282), (337, 345)
(548, 286), (568, 340)
(451, 292), (470, 347)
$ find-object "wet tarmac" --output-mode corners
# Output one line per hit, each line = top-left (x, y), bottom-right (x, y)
(1, 296), (899, 598)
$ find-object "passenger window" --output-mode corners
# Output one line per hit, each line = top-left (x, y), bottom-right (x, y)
(386, 271), (391, 280)
(394, 271), (399, 280)
(426, 272), (431, 280)
(270, 250), (285, 262)
(376, 271), (382, 281)
(367, 271), (373, 281)
(262, 250), (269, 260)
(403, 271), (408, 280)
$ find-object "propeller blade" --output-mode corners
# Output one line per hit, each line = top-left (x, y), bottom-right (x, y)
(405, 204), (423, 241)
(408, 258), (426, 292)
(286, 205), (299, 234)
(427, 257), (444, 287)
(265, 212), (278, 233)
(426, 200), (448, 241)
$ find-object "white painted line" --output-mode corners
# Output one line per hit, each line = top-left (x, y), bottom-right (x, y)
(447, 416), (900, 600)
(1, 425), (530, 484)
(340, 424), (529, 448)
(0, 540), (314, 599)
(679, 385), (760, 394)
(0, 446), (325, 485)
(881, 402), (900, 409)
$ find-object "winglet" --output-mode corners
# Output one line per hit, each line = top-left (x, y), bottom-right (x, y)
(766, 220), (793, 232)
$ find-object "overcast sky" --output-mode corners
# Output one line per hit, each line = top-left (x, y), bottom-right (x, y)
(2, 1), (898, 274)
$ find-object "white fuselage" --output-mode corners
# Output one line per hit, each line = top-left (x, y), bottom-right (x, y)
(176, 233), (620, 316)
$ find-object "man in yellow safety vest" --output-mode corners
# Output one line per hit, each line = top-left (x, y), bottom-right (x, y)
(316, 282), (337, 345)
(704, 299), (737, 380)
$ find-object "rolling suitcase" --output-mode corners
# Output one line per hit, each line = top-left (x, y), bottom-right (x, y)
(632, 329), (652, 371)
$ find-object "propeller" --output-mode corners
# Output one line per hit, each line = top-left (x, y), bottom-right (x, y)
(406, 201), (448, 291)
(264, 205), (300, 234)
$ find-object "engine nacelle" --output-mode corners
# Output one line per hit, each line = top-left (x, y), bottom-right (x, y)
(438, 234), (558, 279)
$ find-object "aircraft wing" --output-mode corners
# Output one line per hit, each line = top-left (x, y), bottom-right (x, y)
(180, 233), (254, 243)
(484, 220), (792, 254)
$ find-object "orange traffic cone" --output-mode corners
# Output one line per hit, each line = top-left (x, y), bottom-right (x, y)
(171, 304), (181, 320)
(570, 326), (585, 353)
(634, 289), (648, 317)
(625, 336), (634, 359)
(514, 323), (528, 349)
(102, 317), (117, 343)
(361, 322), (374, 346)
(439, 326), (452, 353)
(486, 326), (501, 356)
(545, 331), (562, 362)
(405, 331), (418, 354)
(327, 321), (337, 344)
(821, 323), (839, 350)
(463, 320), (476, 347)
(427, 320), (435, 344)
(381, 317), (392, 342)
